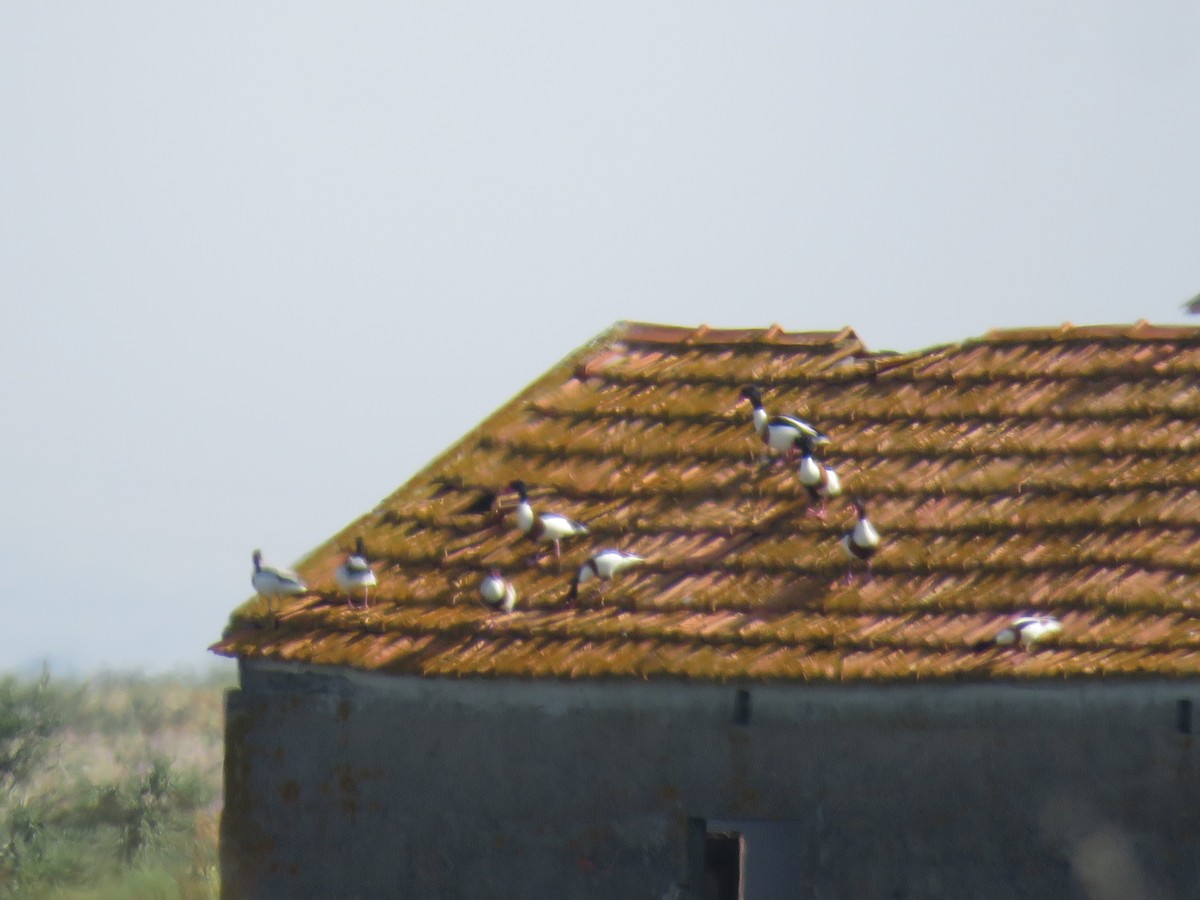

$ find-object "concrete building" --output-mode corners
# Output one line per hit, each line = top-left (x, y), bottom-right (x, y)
(213, 322), (1200, 899)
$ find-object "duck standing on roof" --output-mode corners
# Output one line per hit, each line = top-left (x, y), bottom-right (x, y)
(251, 549), (308, 619)
(566, 549), (645, 605)
(740, 385), (830, 460)
(508, 480), (590, 565)
(480, 569), (517, 613)
(335, 537), (377, 609)
(996, 615), (1062, 650)
(797, 434), (842, 520)
(840, 499), (880, 583)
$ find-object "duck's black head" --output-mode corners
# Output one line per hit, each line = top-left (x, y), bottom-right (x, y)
(252, 549), (263, 569)
(353, 536), (367, 556)
(507, 480), (530, 500)
(739, 385), (763, 407)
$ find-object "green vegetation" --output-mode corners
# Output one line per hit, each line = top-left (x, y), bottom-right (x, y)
(0, 668), (230, 899)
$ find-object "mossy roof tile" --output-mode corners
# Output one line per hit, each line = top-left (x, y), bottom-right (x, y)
(212, 320), (1200, 682)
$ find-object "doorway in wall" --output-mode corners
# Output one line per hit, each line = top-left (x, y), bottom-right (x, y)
(703, 829), (744, 900)
(693, 818), (805, 900)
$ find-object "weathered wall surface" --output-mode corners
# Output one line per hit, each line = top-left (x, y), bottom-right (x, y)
(221, 663), (1200, 900)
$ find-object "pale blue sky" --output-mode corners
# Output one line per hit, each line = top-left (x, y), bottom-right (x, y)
(1, 3), (1197, 671)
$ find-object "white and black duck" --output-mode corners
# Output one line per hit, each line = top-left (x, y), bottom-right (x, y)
(740, 385), (830, 458)
(480, 568), (517, 613)
(797, 434), (842, 520)
(566, 549), (645, 604)
(996, 615), (1062, 650)
(508, 480), (589, 563)
(335, 537), (377, 609)
(840, 500), (880, 583)
(251, 549), (307, 617)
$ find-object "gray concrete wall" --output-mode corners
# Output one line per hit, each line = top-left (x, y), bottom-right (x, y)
(221, 662), (1200, 899)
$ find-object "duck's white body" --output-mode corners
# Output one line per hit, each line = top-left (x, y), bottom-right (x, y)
(841, 518), (880, 562)
(252, 566), (308, 596)
(578, 549), (644, 584)
(755, 408), (828, 452)
(480, 571), (517, 613)
(568, 549), (645, 603)
(799, 455), (842, 499)
(850, 517), (879, 548)
(335, 556), (376, 592)
(996, 616), (1062, 649)
(515, 501), (589, 543)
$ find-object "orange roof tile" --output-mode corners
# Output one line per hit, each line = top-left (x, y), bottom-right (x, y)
(211, 321), (1200, 682)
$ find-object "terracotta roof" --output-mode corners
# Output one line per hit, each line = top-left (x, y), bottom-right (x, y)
(212, 321), (1200, 682)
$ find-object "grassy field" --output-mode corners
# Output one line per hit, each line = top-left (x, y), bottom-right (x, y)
(0, 668), (231, 899)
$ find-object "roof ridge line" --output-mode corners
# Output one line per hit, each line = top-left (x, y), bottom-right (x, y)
(617, 321), (866, 348)
(978, 322), (1200, 343)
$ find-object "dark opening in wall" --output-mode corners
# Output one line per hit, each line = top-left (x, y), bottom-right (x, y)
(704, 831), (745, 900)
(1178, 699), (1193, 735)
(734, 689), (751, 726)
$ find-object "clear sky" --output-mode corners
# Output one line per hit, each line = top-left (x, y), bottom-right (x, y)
(2, 3), (1197, 672)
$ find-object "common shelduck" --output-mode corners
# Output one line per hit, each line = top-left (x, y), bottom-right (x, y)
(480, 568), (517, 613)
(996, 616), (1062, 650)
(251, 549), (307, 617)
(508, 480), (589, 564)
(335, 537), (377, 609)
(740, 385), (830, 458)
(840, 500), (880, 583)
(566, 549), (645, 604)
(797, 434), (842, 520)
